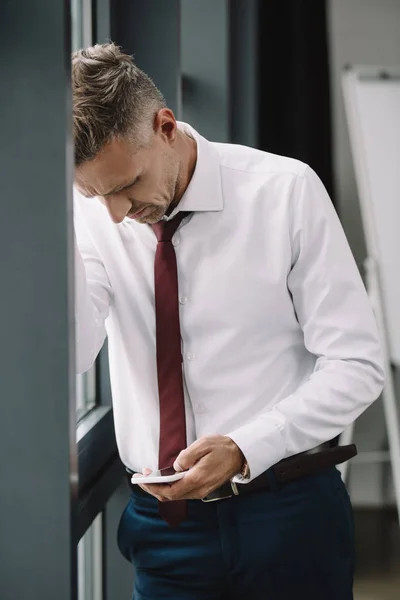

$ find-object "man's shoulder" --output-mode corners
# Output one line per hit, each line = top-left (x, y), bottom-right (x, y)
(212, 141), (308, 180)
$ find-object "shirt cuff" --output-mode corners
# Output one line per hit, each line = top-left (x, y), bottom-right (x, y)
(225, 419), (286, 483)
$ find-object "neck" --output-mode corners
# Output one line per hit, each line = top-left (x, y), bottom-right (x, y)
(169, 130), (197, 212)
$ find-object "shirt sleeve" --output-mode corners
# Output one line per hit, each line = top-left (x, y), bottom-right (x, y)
(74, 207), (112, 375)
(227, 166), (385, 482)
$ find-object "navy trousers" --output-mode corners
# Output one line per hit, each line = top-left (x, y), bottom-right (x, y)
(117, 466), (355, 599)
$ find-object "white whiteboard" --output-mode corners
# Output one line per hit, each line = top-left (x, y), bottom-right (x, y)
(343, 66), (400, 366)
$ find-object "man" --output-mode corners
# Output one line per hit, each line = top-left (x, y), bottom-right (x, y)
(73, 43), (384, 599)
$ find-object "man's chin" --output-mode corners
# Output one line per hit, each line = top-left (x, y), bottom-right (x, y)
(138, 209), (165, 225)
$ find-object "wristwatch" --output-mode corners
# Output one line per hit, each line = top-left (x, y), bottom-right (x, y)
(240, 459), (250, 479)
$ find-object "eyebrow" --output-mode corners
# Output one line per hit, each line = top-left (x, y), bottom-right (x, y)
(102, 176), (139, 197)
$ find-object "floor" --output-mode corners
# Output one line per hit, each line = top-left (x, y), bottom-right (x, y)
(353, 509), (400, 600)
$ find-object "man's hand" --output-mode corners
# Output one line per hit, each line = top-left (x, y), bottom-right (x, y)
(138, 435), (245, 502)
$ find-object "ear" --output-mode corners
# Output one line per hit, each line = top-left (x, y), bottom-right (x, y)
(154, 108), (177, 144)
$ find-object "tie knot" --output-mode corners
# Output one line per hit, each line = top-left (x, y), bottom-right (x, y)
(151, 212), (189, 242)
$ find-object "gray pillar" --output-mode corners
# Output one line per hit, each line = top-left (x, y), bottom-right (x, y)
(0, 3), (77, 599)
(180, 0), (259, 146)
(229, 0), (259, 148)
(181, 0), (230, 142)
(112, 0), (181, 116)
(96, 0), (111, 44)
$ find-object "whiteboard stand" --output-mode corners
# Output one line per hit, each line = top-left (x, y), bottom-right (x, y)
(342, 66), (400, 523)
(364, 256), (400, 521)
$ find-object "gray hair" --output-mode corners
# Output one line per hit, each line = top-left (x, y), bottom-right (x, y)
(72, 42), (166, 165)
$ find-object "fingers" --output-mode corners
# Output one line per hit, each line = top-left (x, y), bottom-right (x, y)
(150, 464), (210, 501)
(131, 468), (169, 501)
(132, 438), (220, 501)
(141, 483), (171, 502)
(138, 470), (201, 501)
(131, 467), (153, 479)
(173, 436), (213, 472)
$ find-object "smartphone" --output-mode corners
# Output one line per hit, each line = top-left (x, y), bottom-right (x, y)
(130, 466), (187, 485)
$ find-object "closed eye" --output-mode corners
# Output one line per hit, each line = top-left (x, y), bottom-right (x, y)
(128, 177), (140, 188)
(102, 175), (141, 197)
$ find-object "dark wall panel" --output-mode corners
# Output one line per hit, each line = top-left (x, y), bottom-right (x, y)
(258, 0), (335, 200)
(111, 0), (181, 115)
(0, 2), (76, 599)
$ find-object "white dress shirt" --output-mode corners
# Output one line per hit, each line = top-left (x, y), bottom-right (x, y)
(74, 122), (384, 482)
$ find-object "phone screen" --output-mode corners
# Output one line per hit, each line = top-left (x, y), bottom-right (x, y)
(149, 466), (179, 478)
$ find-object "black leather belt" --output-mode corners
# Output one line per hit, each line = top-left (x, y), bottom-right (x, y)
(202, 443), (357, 501)
(125, 442), (357, 502)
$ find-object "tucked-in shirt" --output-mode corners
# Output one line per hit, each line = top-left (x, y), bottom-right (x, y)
(74, 121), (384, 481)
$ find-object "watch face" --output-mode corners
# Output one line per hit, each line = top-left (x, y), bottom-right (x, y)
(241, 461), (250, 478)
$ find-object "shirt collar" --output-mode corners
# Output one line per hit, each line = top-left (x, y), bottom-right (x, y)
(165, 121), (224, 220)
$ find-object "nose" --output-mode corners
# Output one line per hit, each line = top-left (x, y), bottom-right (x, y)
(100, 195), (130, 224)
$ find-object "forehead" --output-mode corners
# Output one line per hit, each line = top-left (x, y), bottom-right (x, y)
(74, 137), (146, 197)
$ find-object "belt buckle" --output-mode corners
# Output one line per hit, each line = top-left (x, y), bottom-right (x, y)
(201, 481), (239, 503)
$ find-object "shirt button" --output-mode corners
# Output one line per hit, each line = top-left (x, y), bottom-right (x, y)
(172, 235), (180, 247)
(194, 403), (205, 413)
(179, 296), (188, 305)
(187, 353), (195, 361)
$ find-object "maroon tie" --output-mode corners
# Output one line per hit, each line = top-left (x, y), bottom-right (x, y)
(151, 212), (189, 527)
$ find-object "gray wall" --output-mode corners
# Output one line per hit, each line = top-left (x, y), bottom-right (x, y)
(0, 2), (77, 598)
(181, 0), (230, 141)
(180, 0), (258, 146)
(327, 0), (400, 506)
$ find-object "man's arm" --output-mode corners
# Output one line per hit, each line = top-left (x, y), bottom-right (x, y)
(74, 207), (112, 374)
(226, 166), (385, 481)
(136, 166), (385, 501)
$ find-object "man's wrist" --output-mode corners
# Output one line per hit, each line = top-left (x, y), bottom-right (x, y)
(224, 435), (250, 479)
